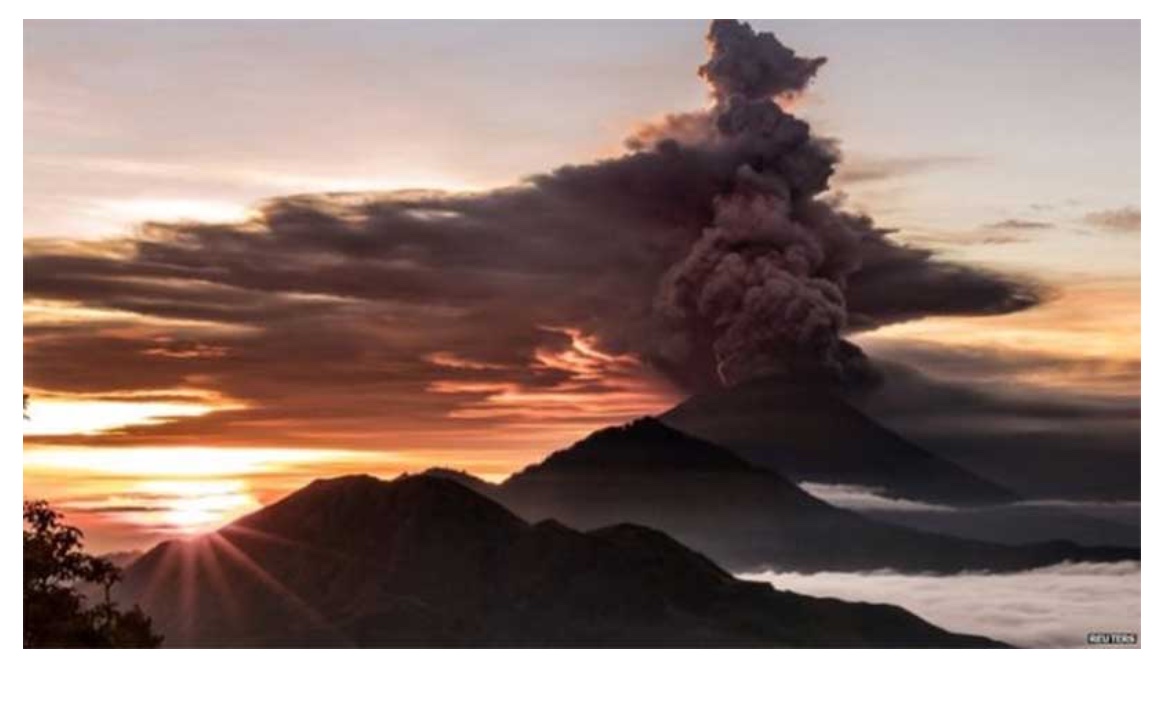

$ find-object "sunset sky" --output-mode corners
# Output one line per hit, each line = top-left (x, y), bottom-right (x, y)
(23, 20), (1140, 551)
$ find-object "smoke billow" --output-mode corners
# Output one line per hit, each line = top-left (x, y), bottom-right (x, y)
(24, 20), (1048, 449)
(655, 20), (886, 385)
(698, 19), (827, 101)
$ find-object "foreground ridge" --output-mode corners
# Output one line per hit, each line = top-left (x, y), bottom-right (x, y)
(119, 474), (1003, 648)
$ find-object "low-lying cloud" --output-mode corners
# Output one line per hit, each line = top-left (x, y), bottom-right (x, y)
(802, 480), (1139, 547)
(800, 482), (957, 512)
(742, 561), (1141, 648)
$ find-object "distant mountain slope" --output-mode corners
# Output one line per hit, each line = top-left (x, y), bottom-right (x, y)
(99, 550), (143, 570)
(117, 475), (1002, 648)
(484, 419), (1136, 574)
(661, 378), (1020, 506)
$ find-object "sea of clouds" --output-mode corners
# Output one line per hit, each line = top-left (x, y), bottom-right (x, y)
(741, 560), (1140, 648)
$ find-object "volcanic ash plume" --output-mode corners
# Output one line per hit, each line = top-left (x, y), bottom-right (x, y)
(657, 20), (874, 386)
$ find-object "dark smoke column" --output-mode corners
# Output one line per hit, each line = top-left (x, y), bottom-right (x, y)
(657, 20), (873, 386)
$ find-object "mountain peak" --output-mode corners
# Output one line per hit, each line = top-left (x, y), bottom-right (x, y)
(662, 376), (1020, 506)
(230, 473), (527, 553)
(512, 417), (761, 481)
(492, 412), (1133, 574)
(418, 467), (499, 495)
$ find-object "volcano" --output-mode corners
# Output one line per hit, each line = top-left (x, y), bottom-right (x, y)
(115, 474), (1001, 647)
(482, 418), (1134, 573)
(661, 378), (1020, 506)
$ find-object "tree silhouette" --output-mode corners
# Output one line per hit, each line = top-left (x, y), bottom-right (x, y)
(23, 500), (162, 647)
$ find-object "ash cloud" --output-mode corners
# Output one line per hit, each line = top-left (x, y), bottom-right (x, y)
(24, 20), (1045, 446)
(698, 19), (827, 101)
(653, 19), (1040, 385)
(845, 241), (1046, 332)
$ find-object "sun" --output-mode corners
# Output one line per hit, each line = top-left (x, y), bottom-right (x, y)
(144, 480), (263, 533)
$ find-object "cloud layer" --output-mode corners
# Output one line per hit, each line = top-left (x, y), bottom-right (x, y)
(801, 481), (1139, 547)
(742, 561), (1141, 648)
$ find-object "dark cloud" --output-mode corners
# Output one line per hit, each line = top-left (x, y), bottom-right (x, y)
(698, 19), (826, 100)
(845, 238), (1047, 331)
(971, 234), (1029, 246)
(1083, 207), (1140, 233)
(845, 350), (1139, 500)
(65, 505), (167, 514)
(860, 341), (1140, 400)
(984, 218), (1054, 230)
(24, 20), (1045, 447)
(649, 20), (1039, 385)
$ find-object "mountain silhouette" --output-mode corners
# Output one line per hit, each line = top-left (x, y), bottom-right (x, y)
(661, 378), (1020, 505)
(116, 474), (1002, 647)
(480, 418), (1136, 573)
